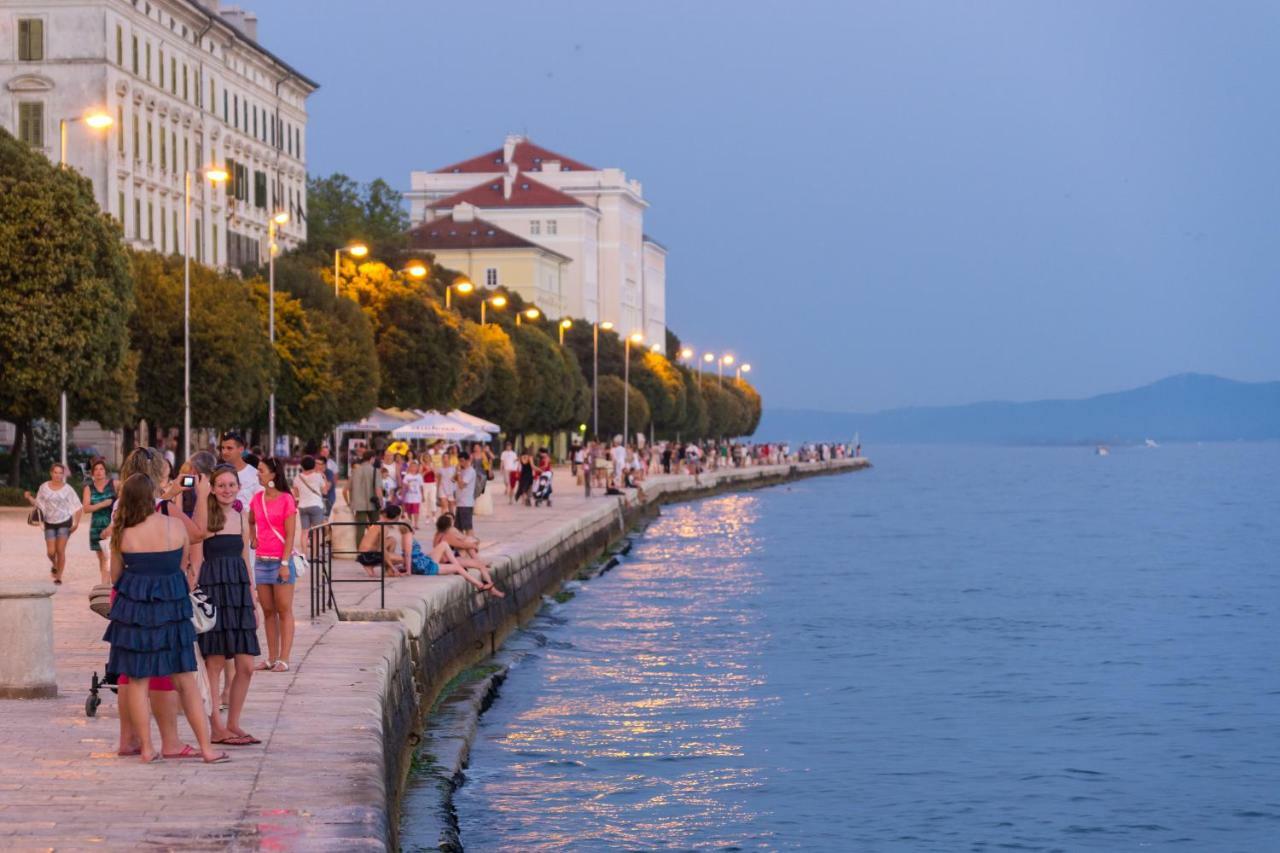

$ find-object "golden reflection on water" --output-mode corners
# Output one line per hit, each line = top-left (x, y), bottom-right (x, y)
(459, 494), (776, 850)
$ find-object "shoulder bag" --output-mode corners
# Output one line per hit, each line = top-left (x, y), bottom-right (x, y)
(257, 491), (309, 578)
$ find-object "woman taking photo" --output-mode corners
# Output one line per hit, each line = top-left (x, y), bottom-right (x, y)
(249, 457), (297, 673)
(24, 462), (83, 585)
(82, 457), (118, 585)
(197, 467), (260, 745)
(104, 473), (227, 764)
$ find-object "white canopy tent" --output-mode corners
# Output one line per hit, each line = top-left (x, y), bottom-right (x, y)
(446, 410), (501, 435)
(391, 412), (480, 441)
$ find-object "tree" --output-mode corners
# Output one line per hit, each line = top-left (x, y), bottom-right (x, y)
(727, 379), (762, 436)
(509, 324), (578, 433)
(459, 321), (519, 429)
(630, 350), (687, 436)
(699, 375), (749, 438)
(595, 375), (650, 440)
(678, 367), (709, 440)
(0, 128), (134, 483)
(303, 174), (410, 259)
(129, 251), (274, 439)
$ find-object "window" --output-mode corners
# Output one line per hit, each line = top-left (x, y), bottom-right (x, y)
(209, 79), (215, 114)
(173, 212), (178, 252)
(251, 105), (257, 138)
(132, 35), (138, 74)
(117, 106), (124, 152)
(485, 268), (499, 287)
(133, 199), (140, 239)
(530, 220), (541, 235)
(212, 224), (219, 265)
(182, 65), (188, 101)
(254, 170), (267, 209)
(17, 102), (43, 147)
(117, 191), (125, 224)
(183, 136), (189, 172)
(18, 19), (44, 62)
(116, 25), (123, 66)
(132, 114), (139, 160)
(223, 90), (228, 122)
(170, 131), (176, 173)
(148, 202), (154, 242)
(158, 47), (164, 87)
(145, 42), (151, 81)
(146, 120), (153, 163)
(546, 220), (557, 235)
(160, 206), (166, 251)
(171, 58), (177, 95)
(159, 128), (166, 169)
(233, 94), (238, 129)
(195, 220), (203, 262)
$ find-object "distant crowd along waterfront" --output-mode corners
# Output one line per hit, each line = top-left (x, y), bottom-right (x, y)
(21, 431), (858, 765)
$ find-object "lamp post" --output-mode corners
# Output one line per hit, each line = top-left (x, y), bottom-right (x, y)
(404, 261), (428, 280)
(182, 164), (229, 460)
(701, 351), (715, 379)
(481, 295), (507, 325)
(559, 318), (572, 345)
(624, 332), (643, 444)
(593, 321), (613, 437)
(515, 307), (540, 327)
(445, 275), (474, 309)
(719, 354), (734, 387)
(267, 210), (289, 456)
(737, 363), (752, 381)
(333, 242), (368, 298)
(57, 110), (113, 466)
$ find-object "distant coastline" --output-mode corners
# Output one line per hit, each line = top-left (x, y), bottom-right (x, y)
(758, 373), (1280, 445)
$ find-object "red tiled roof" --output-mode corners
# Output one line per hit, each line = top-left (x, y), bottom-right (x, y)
(405, 215), (571, 260)
(433, 140), (595, 174)
(427, 173), (587, 210)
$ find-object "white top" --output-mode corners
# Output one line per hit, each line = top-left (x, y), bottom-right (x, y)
(402, 473), (424, 503)
(455, 466), (476, 508)
(295, 471), (326, 510)
(236, 464), (262, 510)
(611, 445), (627, 467)
(500, 449), (519, 472)
(36, 482), (80, 524)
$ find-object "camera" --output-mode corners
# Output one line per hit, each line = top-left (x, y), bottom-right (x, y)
(180, 474), (197, 489)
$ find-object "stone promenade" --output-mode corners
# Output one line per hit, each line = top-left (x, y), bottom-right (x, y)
(0, 459), (865, 850)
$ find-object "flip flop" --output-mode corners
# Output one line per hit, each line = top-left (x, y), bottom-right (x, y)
(214, 734), (260, 746)
(163, 745), (202, 760)
(117, 747), (141, 757)
(203, 752), (231, 764)
(140, 753), (164, 764)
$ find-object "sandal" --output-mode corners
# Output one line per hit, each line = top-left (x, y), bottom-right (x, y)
(117, 746), (141, 757)
(203, 752), (231, 764)
(163, 745), (202, 760)
(214, 734), (261, 746)
(270, 661), (289, 673)
(254, 660), (274, 671)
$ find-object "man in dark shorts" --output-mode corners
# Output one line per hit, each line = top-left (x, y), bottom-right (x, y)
(454, 451), (476, 534)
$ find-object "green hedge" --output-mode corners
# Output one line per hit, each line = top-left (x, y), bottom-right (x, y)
(0, 487), (28, 507)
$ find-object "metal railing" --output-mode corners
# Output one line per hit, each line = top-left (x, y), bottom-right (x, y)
(308, 519), (398, 619)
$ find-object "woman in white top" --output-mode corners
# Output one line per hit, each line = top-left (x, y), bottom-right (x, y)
(291, 455), (329, 531)
(24, 462), (83, 585)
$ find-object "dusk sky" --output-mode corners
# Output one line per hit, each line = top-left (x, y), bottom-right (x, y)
(253, 0), (1280, 412)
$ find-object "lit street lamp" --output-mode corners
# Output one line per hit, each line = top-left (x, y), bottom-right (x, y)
(701, 351), (715, 379)
(515, 307), (540, 327)
(719, 353), (735, 387)
(404, 261), (428, 279)
(593, 320), (613, 437)
(481, 294), (507, 325)
(333, 242), (369, 298)
(737, 362), (752, 381)
(559, 318), (572, 345)
(182, 164), (229, 459)
(445, 275), (474, 309)
(57, 109), (113, 466)
(267, 210), (289, 455)
(624, 332), (643, 443)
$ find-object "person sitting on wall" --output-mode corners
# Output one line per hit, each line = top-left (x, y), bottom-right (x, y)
(433, 514), (504, 597)
(355, 505), (411, 577)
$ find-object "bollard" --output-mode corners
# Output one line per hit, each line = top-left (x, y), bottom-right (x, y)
(0, 581), (58, 699)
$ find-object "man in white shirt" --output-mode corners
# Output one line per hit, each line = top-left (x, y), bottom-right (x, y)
(500, 441), (519, 503)
(219, 430), (262, 511)
(610, 437), (627, 489)
(455, 452), (477, 534)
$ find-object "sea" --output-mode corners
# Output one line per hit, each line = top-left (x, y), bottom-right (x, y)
(431, 443), (1280, 851)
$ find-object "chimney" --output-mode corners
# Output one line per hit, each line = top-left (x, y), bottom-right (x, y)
(220, 6), (259, 40)
(542, 160), (561, 174)
(502, 134), (524, 164)
(503, 162), (517, 200)
(453, 202), (476, 223)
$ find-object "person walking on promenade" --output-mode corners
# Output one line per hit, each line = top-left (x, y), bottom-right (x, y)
(105, 473), (227, 764)
(400, 459), (425, 530)
(421, 454), (438, 525)
(501, 441), (519, 502)
(24, 462), (83, 585)
(515, 448), (535, 506)
(343, 449), (381, 542)
(454, 451), (477, 535)
(438, 446), (457, 518)
(292, 455), (329, 533)
(83, 457), (118, 585)
(249, 458), (297, 673)
(197, 466), (260, 746)
(318, 444), (338, 517)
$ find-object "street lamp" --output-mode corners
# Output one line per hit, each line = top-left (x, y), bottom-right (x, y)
(737, 363), (752, 381)
(481, 294), (507, 325)
(181, 164), (229, 459)
(56, 109), (113, 466)
(445, 275), (474, 309)
(515, 307), (540, 327)
(333, 242), (369, 298)
(701, 351), (715, 379)
(559, 318), (573, 345)
(593, 320), (613, 437)
(267, 210), (289, 455)
(624, 331), (643, 444)
(719, 353), (735, 387)
(650, 343), (662, 354)
(404, 261), (428, 279)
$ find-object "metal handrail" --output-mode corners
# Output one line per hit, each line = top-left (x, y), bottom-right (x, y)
(308, 520), (398, 618)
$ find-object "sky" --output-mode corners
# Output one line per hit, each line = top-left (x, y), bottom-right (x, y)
(252, 0), (1280, 413)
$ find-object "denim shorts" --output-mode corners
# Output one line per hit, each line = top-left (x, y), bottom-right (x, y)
(254, 556), (296, 586)
(42, 520), (72, 541)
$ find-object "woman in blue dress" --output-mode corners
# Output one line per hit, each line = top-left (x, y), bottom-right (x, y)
(104, 473), (229, 765)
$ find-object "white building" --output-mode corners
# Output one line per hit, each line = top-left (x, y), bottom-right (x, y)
(407, 136), (668, 347)
(0, 0), (316, 268)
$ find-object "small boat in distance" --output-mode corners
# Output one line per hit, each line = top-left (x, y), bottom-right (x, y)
(1096, 445), (1110, 456)
(1145, 438), (1159, 448)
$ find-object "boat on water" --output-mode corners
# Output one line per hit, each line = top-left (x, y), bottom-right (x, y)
(1096, 445), (1110, 456)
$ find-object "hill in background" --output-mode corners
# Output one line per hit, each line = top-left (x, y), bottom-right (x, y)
(756, 374), (1280, 445)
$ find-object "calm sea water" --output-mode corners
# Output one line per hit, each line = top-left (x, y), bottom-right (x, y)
(449, 444), (1280, 851)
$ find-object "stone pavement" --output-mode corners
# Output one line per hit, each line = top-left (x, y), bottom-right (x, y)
(0, 460), (864, 850)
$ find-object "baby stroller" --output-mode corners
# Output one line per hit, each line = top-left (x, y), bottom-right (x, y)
(86, 584), (118, 717)
(532, 469), (553, 507)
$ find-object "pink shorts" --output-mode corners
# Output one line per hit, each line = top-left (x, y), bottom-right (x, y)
(403, 502), (420, 515)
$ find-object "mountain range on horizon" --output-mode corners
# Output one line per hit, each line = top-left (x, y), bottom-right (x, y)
(756, 373), (1280, 445)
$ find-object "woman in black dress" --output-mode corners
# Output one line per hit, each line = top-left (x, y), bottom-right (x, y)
(514, 450), (535, 506)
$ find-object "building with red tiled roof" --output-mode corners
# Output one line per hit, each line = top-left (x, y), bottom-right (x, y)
(408, 135), (666, 344)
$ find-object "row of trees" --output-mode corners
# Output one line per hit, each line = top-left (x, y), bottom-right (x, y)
(0, 128), (759, 486)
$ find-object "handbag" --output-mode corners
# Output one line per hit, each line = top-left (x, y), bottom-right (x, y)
(258, 491), (308, 578)
(190, 587), (216, 633)
(26, 507), (43, 527)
